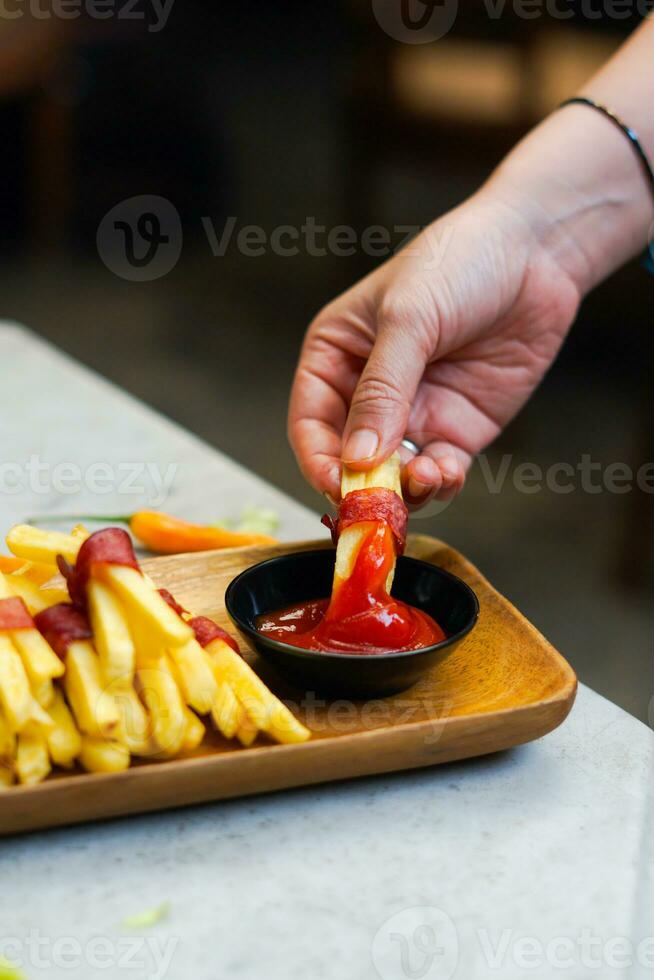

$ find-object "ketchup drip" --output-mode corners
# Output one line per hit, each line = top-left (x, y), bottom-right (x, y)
(256, 522), (445, 655)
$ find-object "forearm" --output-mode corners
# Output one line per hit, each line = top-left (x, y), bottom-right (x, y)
(487, 15), (654, 296)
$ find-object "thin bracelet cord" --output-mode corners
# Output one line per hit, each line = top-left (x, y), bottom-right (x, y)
(560, 96), (654, 200)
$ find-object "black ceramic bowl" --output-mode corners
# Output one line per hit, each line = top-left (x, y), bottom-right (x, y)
(225, 549), (479, 698)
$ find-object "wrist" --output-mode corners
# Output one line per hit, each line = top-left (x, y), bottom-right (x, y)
(486, 104), (654, 297)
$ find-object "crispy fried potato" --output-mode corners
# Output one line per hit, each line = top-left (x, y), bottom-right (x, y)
(11, 628), (64, 705)
(79, 736), (130, 773)
(16, 730), (51, 784)
(0, 634), (34, 732)
(98, 565), (192, 647)
(0, 709), (15, 761)
(5, 575), (69, 615)
(87, 579), (135, 689)
(335, 452), (402, 592)
(6, 525), (82, 565)
(7, 559), (57, 585)
(207, 640), (310, 744)
(167, 637), (218, 715)
(210, 675), (243, 740)
(46, 689), (82, 767)
(112, 685), (151, 756)
(64, 640), (121, 739)
(235, 711), (259, 747)
(136, 657), (186, 757)
(0, 762), (14, 788)
(181, 708), (205, 752)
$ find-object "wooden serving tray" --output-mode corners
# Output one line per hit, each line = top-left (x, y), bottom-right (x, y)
(0, 535), (577, 835)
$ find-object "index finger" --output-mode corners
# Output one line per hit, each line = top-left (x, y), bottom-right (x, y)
(288, 355), (352, 501)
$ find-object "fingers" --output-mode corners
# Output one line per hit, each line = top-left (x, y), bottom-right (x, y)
(288, 328), (362, 499)
(401, 441), (470, 510)
(341, 307), (432, 472)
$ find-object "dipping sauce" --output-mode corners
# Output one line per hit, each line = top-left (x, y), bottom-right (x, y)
(256, 523), (445, 655)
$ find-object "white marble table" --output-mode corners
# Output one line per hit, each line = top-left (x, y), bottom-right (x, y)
(0, 323), (652, 980)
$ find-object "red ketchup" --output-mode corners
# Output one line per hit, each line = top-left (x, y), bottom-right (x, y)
(256, 522), (445, 655)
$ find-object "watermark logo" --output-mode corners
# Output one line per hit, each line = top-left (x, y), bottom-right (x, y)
(372, 0), (459, 42)
(97, 195), (182, 282)
(372, 906), (459, 980)
(0, 0), (175, 32)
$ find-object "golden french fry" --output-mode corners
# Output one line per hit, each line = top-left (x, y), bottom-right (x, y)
(0, 709), (15, 760)
(46, 689), (82, 767)
(136, 657), (186, 757)
(207, 640), (310, 744)
(6, 525), (82, 565)
(64, 640), (121, 738)
(168, 637), (218, 714)
(87, 579), (135, 688)
(340, 452), (402, 497)
(11, 628), (64, 696)
(0, 762), (14, 788)
(335, 452), (402, 592)
(9, 560), (57, 585)
(112, 685), (151, 756)
(4, 574), (68, 615)
(16, 729), (51, 784)
(209, 674), (243, 740)
(0, 572), (11, 599)
(181, 708), (205, 753)
(0, 634), (34, 731)
(235, 710), (258, 747)
(79, 736), (130, 773)
(98, 565), (192, 647)
(28, 699), (56, 732)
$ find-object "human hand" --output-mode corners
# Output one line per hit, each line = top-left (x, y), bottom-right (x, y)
(288, 184), (582, 508)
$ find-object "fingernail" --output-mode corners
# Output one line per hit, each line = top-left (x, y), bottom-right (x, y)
(323, 491), (337, 507)
(343, 428), (379, 463)
(408, 476), (430, 499)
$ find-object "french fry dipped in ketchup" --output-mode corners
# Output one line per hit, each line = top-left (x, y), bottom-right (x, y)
(258, 453), (445, 654)
(34, 603), (121, 739)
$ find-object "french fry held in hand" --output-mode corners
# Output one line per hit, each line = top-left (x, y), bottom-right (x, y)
(334, 452), (402, 592)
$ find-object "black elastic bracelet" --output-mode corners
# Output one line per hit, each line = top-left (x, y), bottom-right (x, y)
(559, 97), (654, 273)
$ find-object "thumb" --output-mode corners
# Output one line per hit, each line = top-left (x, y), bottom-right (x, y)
(341, 308), (430, 470)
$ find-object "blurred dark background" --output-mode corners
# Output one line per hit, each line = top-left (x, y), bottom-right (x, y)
(0, 1), (652, 721)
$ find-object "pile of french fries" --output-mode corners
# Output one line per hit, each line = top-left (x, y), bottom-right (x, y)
(0, 524), (310, 788)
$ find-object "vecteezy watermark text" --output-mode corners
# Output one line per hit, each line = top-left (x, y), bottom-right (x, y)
(0, 0), (175, 31)
(371, 0), (654, 44)
(372, 906), (654, 978)
(96, 195), (455, 281)
(0, 457), (178, 506)
(0, 931), (178, 980)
